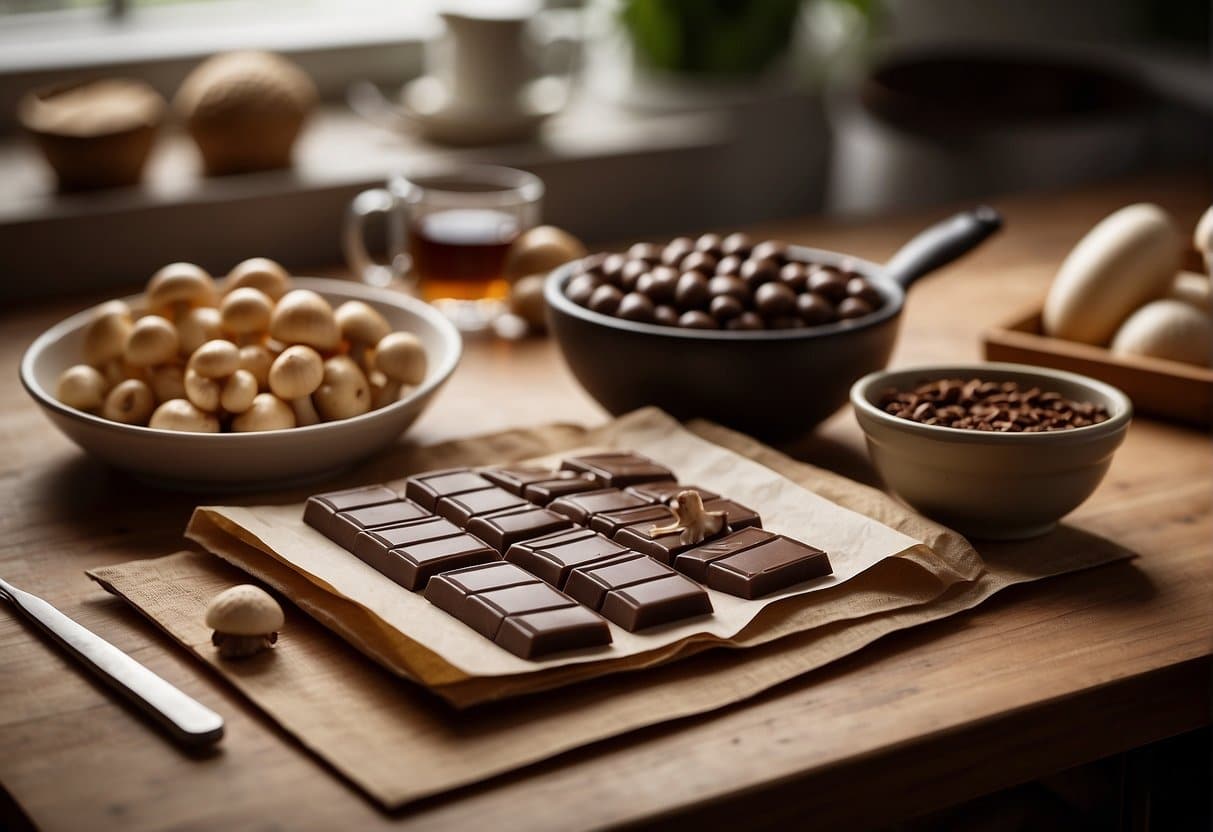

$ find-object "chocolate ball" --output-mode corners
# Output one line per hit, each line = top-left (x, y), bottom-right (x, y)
(674, 271), (710, 310)
(681, 250), (718, 276)
(796, 292), (836, 325)
(654, 305), (679, 326)
(620, 259), (648, 290)
(695, 233), (723, 256)
(726, 311), (765, 331)
(807, 266), (848, 302)
(837, 296), (874, 320)
(602, 253), (627, 284)
(678, 310), (718, 329)
(751, 240), (788, 264)
(661, 237), (695, 266)
(721, 232), (752, 258)
(578, 253), (608, 278)
(740, 257), (779, 290)
(627, 242), (661, 264)
(846, 276), (883, 307)
(644, 266), (679, 303)
(566, 273), (600, 306)
(768, 316), (805, 330)
(710, 294), (744, 323)
(707, 275), (750, 303)
(754, 281), (797, 317)
(779, 262), (809, 292)
(588, 284), (623, 316)
(715, 255), (743, 277)
(618, 292), (656, 323)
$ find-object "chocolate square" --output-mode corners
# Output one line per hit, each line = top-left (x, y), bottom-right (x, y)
(705, 535), (832, 599)
(613, 522), (727, 564)
(560, 452), (675, 488)
(600, 573), (712, 631)
(674, 527), (776, 581)
(303, 485), (400, 540)
(464, 582), (576, 639)
(547, 488), (654, 524)
(352, 516), (462, 564)
(495, 606), (611, 659)
(327, 499), (429, 551)
(624, 482), (720, 503)
(522, 474), (600, 505)
(563, 554), (676, 610)
(435, 487), (529, 527)
(505, 528), (632, 588)
(588, 505), (675, 537)
(702, 498), (762, 531)
(370, 532), (497, 591)
(480, 466), (562, 496)
(466, 507), (574, 553)
(424, 562), (539, 619)
(404, 468), (494, 511)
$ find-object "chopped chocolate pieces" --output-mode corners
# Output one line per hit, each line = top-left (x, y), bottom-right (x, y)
(877, 378), (1111, 432)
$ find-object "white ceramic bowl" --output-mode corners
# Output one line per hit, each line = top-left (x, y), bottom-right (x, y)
(851, 362), (1132, 539)
(20, 278), (461, 491)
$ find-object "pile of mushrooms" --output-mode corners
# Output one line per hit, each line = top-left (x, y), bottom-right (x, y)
(55, 257), (428, 432)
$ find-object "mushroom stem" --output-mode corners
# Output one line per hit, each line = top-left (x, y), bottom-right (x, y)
(211, 631), (277, 659)
(288, 395), (320, 426)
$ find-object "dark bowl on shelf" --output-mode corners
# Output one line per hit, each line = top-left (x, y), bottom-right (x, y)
(545, 208), (1002, 440)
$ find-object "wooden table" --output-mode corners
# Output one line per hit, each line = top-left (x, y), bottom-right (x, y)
(2, 177), (1209, 831)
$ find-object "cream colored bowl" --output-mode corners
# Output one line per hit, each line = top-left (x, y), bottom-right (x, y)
(20, 278), (461, 491)
(851, 362), (1132, 539)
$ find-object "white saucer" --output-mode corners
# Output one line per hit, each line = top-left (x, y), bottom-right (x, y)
(399, 75), (566, 145)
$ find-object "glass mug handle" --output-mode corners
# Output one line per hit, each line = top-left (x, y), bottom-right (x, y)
(343, 188), (412, 289)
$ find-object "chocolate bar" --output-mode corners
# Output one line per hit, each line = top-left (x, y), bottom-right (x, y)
(522, 475), (601, 505)
(466, 507), (574, 553)
(505, 528), (632, 588)
(547, 488), (655, 524)
(624, 482), (720, 503)
(321, 499), (429, 551)
(563, 554), (712, 631)
(561, 452), (675, 488)
(404, 468), (494, 511)
(425, 562), (610, 658)
(704, 535), (832, 599)
(363, 532), (498, 591)
(352, 515), (462, 564)
(588, 505), (674, 537)
(480, 466), (562, 496)
(303, 485), (401, 541)
(701, 498), (762, 530)
(435, 487), (529, 526)
(612, 521), (727, 564)
(673, 527), (776, 581)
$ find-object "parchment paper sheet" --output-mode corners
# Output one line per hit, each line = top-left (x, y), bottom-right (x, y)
(88, 417), (1133, 810)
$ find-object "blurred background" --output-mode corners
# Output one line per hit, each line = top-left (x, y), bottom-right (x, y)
(0, 0), (1208, 299)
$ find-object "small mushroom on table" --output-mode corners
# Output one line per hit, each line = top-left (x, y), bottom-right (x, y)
(205, 584), (284, 659)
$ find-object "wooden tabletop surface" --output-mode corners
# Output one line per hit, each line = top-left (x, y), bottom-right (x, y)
(1, 176), (1209, 831)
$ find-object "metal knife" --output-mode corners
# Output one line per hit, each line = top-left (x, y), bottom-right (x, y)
(0, 576), (224, 747)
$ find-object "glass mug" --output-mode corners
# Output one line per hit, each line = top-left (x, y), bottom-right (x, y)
(344, 164), (543, 329)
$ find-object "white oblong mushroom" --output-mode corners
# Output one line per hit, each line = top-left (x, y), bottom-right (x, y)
(102, 378), (156, 425)
(124, 316), (180, 368)
(371, 331), (427, 409)
(205, 584), (284, 659)
(1042, 203), (1182, 344)
(268, 345), (324, 426)
(231, 393), (296, 432)
(146, 262), (217, 320)
(1111, 299), (1213, 367)
(149, 399), (220, 432)
(225, 257), (291, 300)
(147, 364), (187, 403)
(219, 369), (259, 414)
(82, 300), (134, 385)
(269, 289), (339, 352)
(56, 364), (109, 412)
(184, 368), (222, 412)
(221, 287), (274, 345)
(314, 355), (371, 421)
(335, 300), (390, 372)
(177, 306), (224, 355)
(238, 343), (274, 390)
(187, 339), (241, 379)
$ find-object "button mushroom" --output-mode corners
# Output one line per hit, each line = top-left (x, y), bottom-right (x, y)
(147, 364), (187, 403)
(186, 339), (257, 414)
(508, 274), (548, 331)
(102, 378), (156, 425)
(56, 364), (109, 412)
(124, 315), (180, 369)
(650, 490), (727, 545)
(503, 225), (587, 283)
(82, 300), (134, 385)
(146, 262), (218, 320)
(238, 343), (275, 390)
(148, 398), (220, 432)
(371, 331), (427, 408)
(177, 306), (224, 355)
(205, 584), (284, 659)
(225, 257), (291, 300)
(268, 345), (324, 426)
(231, 393), (296, 432)
(270, 289), (339, 352)
(335, 300), (390, 373)
(221, 287), (274, 345)
(314, 355), (371, 421)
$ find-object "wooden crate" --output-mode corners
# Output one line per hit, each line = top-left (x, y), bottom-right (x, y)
(983, 309), (1213, 428)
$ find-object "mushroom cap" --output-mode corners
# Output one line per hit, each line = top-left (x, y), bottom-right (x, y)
(184, 368), (222, 412)
(221, 287), (274, 336)
(220, 369), (259, 413)
(188, 339), (241, 378)
(225, 257), (291, 300)
(147, 262), (217, 313)
(314, 355), (371, 421)
(374, 331), (427, 385)
(124, 316), (180, 367)
(231, 393), (296, 432)
(56, 364), (108, 412)
(238, 343), (274, 389)
(177, 306), (224, 355)
(335, 300), (391, 346)
(204, 584), (284, 636)
(82, 302), (134, 365)
(149, 398), (220, 432)
(268, 344), (324, 399)
(503, 225), (587, 282)
(270, 290), (339, 351)
(508, 274), (547, 329)
(102, 378), (156, 425)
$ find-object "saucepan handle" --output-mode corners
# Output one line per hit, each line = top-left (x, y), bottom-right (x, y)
(883, 206), (1003, 289)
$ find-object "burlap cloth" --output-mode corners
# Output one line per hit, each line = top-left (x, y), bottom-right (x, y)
(88, 411), (1133, 809)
